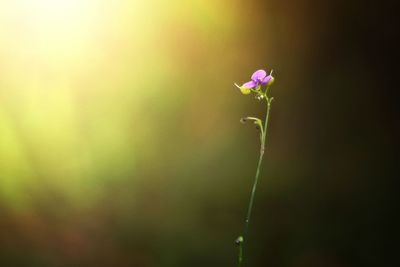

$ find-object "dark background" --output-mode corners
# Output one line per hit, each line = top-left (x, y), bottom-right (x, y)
(235, 1), (398, 266)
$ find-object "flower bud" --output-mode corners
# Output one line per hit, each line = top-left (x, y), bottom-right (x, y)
(240, 86), (251, 95)
(235, 83), (251, 95)
(267, 76), (275, 86)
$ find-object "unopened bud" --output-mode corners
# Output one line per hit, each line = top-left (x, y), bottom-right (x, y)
(235, 83), (251, 95)
(267, 76), (275, 86)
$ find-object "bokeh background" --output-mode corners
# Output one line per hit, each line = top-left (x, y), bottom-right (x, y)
(0, 0), (397, 266)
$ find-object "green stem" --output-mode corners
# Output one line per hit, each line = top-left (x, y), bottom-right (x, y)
(238, 98), (272, 267)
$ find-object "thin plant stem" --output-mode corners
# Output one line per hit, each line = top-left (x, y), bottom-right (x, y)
(238, 97), (273, 267)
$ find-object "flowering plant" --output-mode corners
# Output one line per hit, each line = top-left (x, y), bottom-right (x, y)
(234, 69), (275, 266)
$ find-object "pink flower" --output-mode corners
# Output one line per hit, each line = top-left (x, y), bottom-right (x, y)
(242, 70), (272, 89)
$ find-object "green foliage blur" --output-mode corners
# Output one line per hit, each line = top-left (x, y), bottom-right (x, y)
(0, 0), (397, 266)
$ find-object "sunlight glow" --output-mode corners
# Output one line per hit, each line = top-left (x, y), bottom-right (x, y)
(16, 0), (94, 24)
(1, 0), (103, 70)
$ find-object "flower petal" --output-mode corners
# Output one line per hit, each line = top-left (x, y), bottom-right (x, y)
(261, 75), (272, 85)
(242, 80), (257, 89)
(251, 70), (266, 81)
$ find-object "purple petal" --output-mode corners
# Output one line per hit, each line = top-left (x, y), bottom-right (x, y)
(261, 75), (272, 85)
(251, 70), (266, 81)
(242, 80), (257, 89)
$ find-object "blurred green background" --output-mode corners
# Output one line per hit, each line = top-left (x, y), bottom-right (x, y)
(0, 0), (397, 266)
